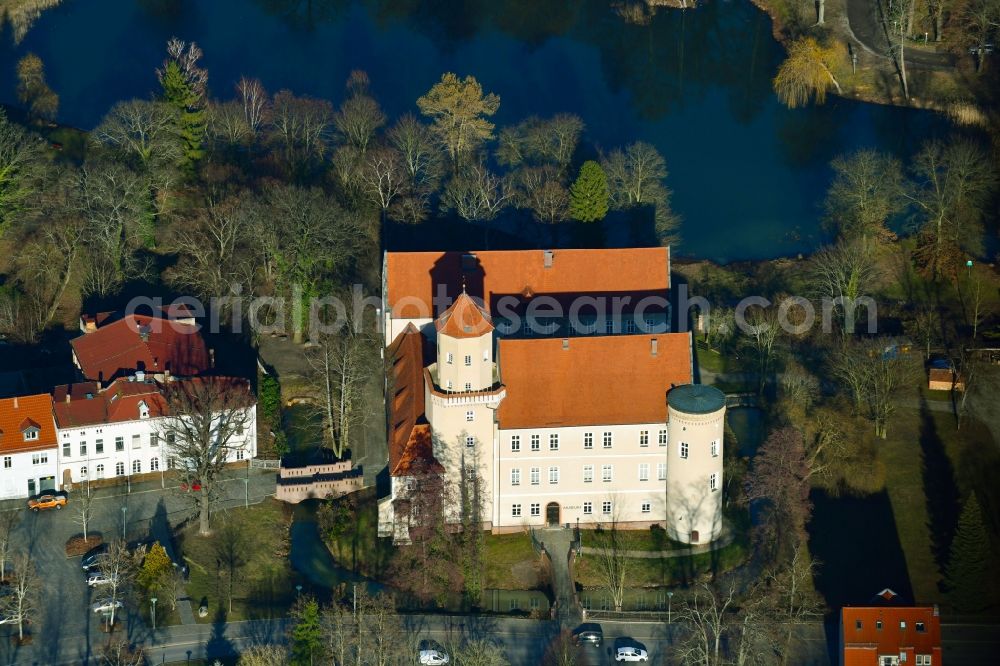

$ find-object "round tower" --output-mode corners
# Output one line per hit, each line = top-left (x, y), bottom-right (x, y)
(666, 384), (726, 545)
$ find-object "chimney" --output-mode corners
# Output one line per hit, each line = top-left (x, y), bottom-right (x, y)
(651, 338), (658, 356)
(13, 396), (18, 409)
(562, 338), (569, 350)
(65, 393), (71, 404)
(543, 250), (554, 268)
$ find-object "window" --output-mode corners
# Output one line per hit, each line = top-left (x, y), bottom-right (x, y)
(711, 440), (719, 457)
(679, 442), (689, 459)
(3, 456), (11, 468)
(150, 434), (158, 447)
(916, 656), (932, 665)
(876, 620), (883, 630)
(641, 501), (651, 514)
(150, 457), (159, 471)
(855, 620), (862, 630)
(658, 430), (667, 446)
(512, 504), (522, 517)
(511, 435), (521, 452)
(483, 349), (489, 361)
(23, 428), (38, 441)
(583, 502), (593, 515)
(446, 380), (453, 390)
(80, 466), (88, 479)
(96, 439), (104, 454)
(499, 320), (512, 334)
(466, 410), (475, 422)
(80, 441), (87, 456)
(531, 435), (540, 451)
(583, 465), (594, 483)
(465, 436), (475, 448)
(549, 434), (559, 451)
(115, 461), (125, 476)
(115, 436), (124, 452)
(530, 467), (540, 485)
(132, 460), (141, 474)
(583, 432), (593, 449)
(464, 382), (472, 391)
(138, 401), (149, 419)
(446, 352), (454, 364)
(899, 621), (906, 630)
(710, 473), (718, 491)
(548, 466), (559, 484)
(624, 319), (637, 334)
(639, 430), (649, 447)
(464, 354), (472, 366)
(639, 463), (650, 481)
(604, 319), (614, 334)
(657, 463), (667, 480)
(603, 432), (613, 448)
(32, 452), (47, 465)
(132, 434), (141, 449)
(530, 503), (540, 517)
(63, 442), (71, 457)
(602, 464), (613, 482)
(96, 464), (105, 478)
(901, 654), (907, 663)
(602, 501), (612, 515)
(236, 449), (245, 461)
(915, 622), (926, 633)
(511, 468), (521, 486)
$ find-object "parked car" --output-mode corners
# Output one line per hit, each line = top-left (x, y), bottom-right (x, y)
(27, 492), (67, 512)
(614, 637), (649, 662)
(91, 599), (123, 615)
(86, 572), (114, 587)
(419, 639), (450, 665)
(573, 623), (604, 647)
(81, 544), (108, 570)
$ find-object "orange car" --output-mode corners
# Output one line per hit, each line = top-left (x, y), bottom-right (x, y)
(27, 493), (67, 512)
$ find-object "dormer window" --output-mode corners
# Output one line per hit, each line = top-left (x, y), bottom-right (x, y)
(23, 428), (39, 441)
(138, 400), (150, 419)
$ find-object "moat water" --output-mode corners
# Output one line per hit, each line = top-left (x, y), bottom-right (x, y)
(0, 0), (961, 261)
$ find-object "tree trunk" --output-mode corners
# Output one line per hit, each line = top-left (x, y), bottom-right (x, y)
(934, 10), (943, 41)
(817, 0), (825, 25)
(906, 0), (915, 37)
(198, 486), (211, 535)
(899, 32), (910, 100)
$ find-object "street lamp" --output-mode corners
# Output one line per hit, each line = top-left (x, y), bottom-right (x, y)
(121, 505), (127, 539)
(851, 52), (858, 75)
(243, 478), (249, 509)
(150, 597), (158, 632)
(668, 591), (674, 623)
(295, 584), (303, 599)
(966, 259), (974, 277)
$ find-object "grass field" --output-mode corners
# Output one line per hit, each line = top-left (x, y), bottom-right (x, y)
(178, 499), (297, 622)
(573, 538), (748, 589)
(483, 532), (543, 590)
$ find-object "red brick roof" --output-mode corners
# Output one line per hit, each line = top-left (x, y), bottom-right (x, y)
(387, 325), (439, 477)
(0, 394), (57, 454)
(435, 291), (494, 339)
(53, 378), (167, 428)
(496, 333), (692, 429)
(385, 248), (671, 319)
(70, 314), (210, 382)
(841, 605), (942, 666)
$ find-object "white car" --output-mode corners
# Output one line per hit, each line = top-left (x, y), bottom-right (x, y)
(614, 638), (649, 662)
(419, 649), (450, 665)
(86, 572), (114, 587)
(91, 599), (124, 614)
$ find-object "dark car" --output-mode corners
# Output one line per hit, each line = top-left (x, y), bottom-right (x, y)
(81, 543), (109, 570)
(573, 623), (604, 647)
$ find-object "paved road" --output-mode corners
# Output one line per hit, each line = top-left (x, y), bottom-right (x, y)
(845, 0), (954, 67)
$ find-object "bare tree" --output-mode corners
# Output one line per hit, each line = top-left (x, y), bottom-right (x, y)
(672, 583), (735, 666)
(416, 73), (500, 167)
(158, 377), (255, 535)
(764, 542), (825, 666)
(0, 108), (45, 233)
(0, 510), (20, 581)
(355, 591), (411, 666)
(361, 146), (405, 219)
(214, 516), (249, 614)
(267, 90), (334, 175)
(93, 99), (181, 175)
(388, 113), (444, 195)
(590, 500), (635, 611)
(541, 629), (579, 666)
(207, 100), (252, 149)
(333, 71), (386, 153)
(452, 639), (510, 666)
(807, 240), (879, 335)
(443, 163), (515, 247)
(1, 553), (39, 641)
(72, 488), (96, 542)
(737, 303), (782, 394)
(830, 338), (919, 438)
(602, 141), (678, 243)
(237, 77), (270, 138)
(824, 149), (904, 245)
(885, 0), (913, 99)
(745, 428), (812, 563)
(97, 539), (144, 630)
(100, 638), (146, 666)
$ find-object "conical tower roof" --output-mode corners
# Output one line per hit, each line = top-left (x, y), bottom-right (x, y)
(435, 291), (494, 338)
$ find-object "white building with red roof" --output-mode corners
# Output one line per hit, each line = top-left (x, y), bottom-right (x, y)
(380, 248), (725, 545)
(0, 394), (59, 500)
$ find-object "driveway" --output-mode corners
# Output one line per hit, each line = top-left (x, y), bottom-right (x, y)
(845, 0), (955, 67)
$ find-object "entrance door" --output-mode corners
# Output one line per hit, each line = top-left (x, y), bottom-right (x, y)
(546, 502), (560, 527)
(690, 530), (700, 543)
(27, 479), (36, 497)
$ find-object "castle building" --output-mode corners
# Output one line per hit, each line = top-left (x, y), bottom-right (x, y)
(379, 248), (725, 544)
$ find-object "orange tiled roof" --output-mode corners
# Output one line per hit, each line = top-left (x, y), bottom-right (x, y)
(435, 291), (494, 339)
(0, 394), (57, 454)
(70, 314), (210, 382)
(53, 378), (167, 428)
(841, 606), (941, 665)
(387, 325), (439, 477)
(385, 248), (670, 319)
(496, 333), (692, 429)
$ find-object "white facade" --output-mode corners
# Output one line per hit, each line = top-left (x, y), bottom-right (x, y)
(0, 448), (57, 500)
(55, 408), (258, 488)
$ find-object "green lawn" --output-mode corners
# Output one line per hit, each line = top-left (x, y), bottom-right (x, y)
(579, 527), (685, 553)
(483, 532), (543, 590)
(178, 499), (297, 622)
(879, 402), (998, 605)
(695, 342), (745, 375)
(573, 539), (748, 589)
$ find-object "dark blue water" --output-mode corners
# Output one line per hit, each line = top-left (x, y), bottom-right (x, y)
(0, 0), (955, 260)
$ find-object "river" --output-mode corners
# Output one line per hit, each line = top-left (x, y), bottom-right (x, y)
(0, 0), (958, 260)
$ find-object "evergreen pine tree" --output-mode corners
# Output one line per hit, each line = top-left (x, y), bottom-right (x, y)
(160, 60), (205, 173)
(945, 494), (993, 612)
(569, 160), (610, 223)
(289, 597), (323, 665)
